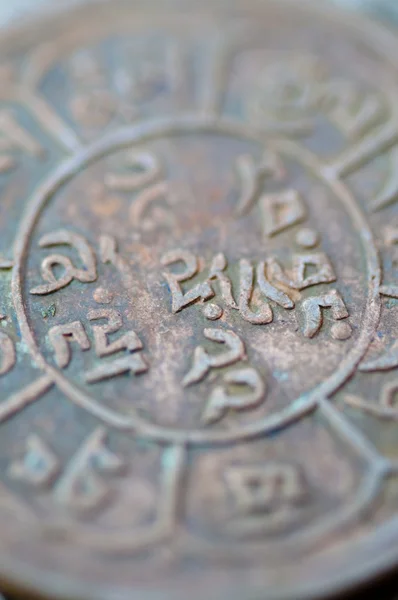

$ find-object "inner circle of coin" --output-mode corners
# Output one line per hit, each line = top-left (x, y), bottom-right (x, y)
(13, 117), (379, 443)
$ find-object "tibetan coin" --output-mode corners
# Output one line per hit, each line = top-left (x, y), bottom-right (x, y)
(1, 0), (398, 599)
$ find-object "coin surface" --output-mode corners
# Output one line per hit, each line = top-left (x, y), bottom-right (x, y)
(0, 0), (398, 599)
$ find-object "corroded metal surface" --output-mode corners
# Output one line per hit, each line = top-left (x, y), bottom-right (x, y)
(0, 1), (398, 599)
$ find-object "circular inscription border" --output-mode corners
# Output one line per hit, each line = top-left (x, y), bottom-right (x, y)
(12, 115), (381, 445)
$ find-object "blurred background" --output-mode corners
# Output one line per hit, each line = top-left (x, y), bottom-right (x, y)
(0, 0), (396, 599)
(334, 0), (398, 19)
(0, 0), (396, 28)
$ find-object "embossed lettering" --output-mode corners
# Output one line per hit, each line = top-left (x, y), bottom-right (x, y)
(224, 462), (307, 535)
(68, 50), (116, 129)
(320, 80), (385, 140)
(203, 367), (266, 425)
(54, 428), (125, 513)
(345, 380), (398, 421)
(301, 290), (349, 338)
(85, 354), (148, 384)
(99, 234), (134, 289)
(257, 262), (295, 309)
(30, 230), (97, 295)
(8, 435), (60, 488)
(235, 151), (285, 216)
(208, 253), (238, 309)
(48, 321), (91, 369)
(162, 249), (214, 313)
(183, 328), (246, 387)
(85, 308), (148, 383)
(260, 189), (306, 237)
(291, 252), (336, 289)
(105, 150), (162, 192)
(88, 308), (142, 357)
(238, 259), (273, 324)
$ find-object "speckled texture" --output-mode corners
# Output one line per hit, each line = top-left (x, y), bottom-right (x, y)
(0, 1), (397, 600)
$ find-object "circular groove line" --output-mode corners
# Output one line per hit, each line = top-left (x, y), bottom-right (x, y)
(12, 115), (381, 444)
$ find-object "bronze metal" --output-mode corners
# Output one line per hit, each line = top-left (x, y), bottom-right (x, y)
(0, 1), (397, 599)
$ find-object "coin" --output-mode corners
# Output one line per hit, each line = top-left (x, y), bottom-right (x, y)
(0, 0), (398, 599)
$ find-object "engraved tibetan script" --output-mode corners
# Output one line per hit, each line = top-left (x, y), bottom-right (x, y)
(161, 248), (350, 338)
